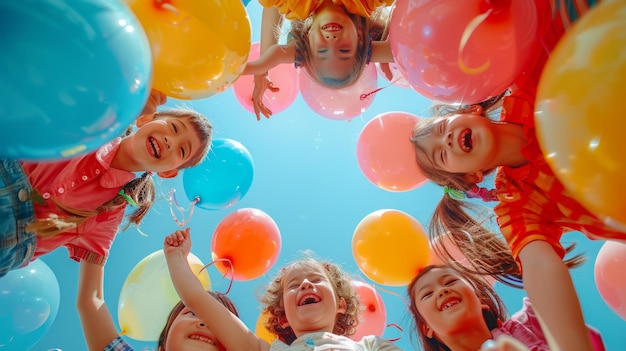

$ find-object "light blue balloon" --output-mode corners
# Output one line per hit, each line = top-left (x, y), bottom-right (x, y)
(0, 0), (152, 161)
(183, 138), (255, 210)
(0, 259), (60, 351)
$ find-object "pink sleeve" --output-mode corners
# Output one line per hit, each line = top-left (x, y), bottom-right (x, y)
(65, 206), (126, 265)
(588, 325), (606, 351)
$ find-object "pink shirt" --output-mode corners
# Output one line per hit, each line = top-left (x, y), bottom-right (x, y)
(492, 298), (606, 351)
(21, 138), (135, 265)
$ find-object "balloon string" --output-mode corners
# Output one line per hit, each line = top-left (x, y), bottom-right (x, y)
(168, 188), (198, 226)
(384, 323), (404, 343)
(458, 9), (492, 74)
(359, 77), (402, 101)
(200, 258), (236, 295)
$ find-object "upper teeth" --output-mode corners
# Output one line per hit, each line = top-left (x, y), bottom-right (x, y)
(442, 301), (459, 311)
(189, 335), (215, 344)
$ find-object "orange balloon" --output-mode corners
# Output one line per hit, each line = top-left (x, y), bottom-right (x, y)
(125, 0), (251, 99)
(255, 311), (278, 344)
(350, 280), (386, 341)
(535, 0), (626, 230)
(356, 112), (427, 192)
(352, 209), (430, 286)
(211, 208), (281, 281)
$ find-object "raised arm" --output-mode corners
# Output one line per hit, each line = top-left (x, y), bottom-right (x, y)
(164, 228), (270, 351)
(518, 241), (594, 351)
(76, 260), (122, 351)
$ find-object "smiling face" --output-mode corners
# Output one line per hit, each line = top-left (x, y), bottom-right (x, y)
(281, 263), (346, 336)
(122, 113), (203, 175)
(412, 267), (486, 338)
(415, 113), (498, 175)
(164, 307), (222, 351)
(308, 4), (360, 82)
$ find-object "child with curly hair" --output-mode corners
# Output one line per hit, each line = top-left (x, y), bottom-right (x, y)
(164, 227), (402, 350)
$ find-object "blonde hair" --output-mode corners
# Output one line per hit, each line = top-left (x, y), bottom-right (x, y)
(27, 108), (212, 238)
(289, 7), (388, 89)
(260, 257), (360, 344)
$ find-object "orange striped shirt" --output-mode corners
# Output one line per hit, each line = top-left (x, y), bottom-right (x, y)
(493, 0), (623, 262)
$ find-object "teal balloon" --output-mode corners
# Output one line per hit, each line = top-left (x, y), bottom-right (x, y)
(183, 138), (254, 210)
(0, 259), (60, 350)
(0, 0), (152, 161)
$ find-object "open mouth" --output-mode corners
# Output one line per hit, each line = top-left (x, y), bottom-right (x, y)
(188, 333), (216, 345)
(321, 23), (342, 31)
(298, 293), (321, 306)
(458, 128), (473, 153)
(148, 136), (161, 158)
(439, 297), (461, 311)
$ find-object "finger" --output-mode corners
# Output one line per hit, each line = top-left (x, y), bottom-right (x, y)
(165, 236), (172, 245)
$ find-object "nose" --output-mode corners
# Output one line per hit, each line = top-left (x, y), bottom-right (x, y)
(324, 33), (338, 40)
(438, 288), (450, 297)
(442, 132), (453, 149)
(197, 320), (206, 328)
(300, 279), (314, 290)
(164, 136), (171, 150)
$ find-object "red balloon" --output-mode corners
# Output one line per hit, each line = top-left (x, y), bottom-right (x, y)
(389, 0), (540, 104)
(211, 208), (281, 281)
(232, 42), (299, 115)
(594, 241), (626, 320)
(350, 280), (387, 341)
(356, 111), (427, 192)
(298, 64), (378, 121)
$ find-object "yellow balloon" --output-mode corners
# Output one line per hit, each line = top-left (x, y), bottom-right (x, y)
(118, 249), (211, 341)
(125, 0), (251, 99)
(352, 209), (430, 286)
(535, 0), (626, 230)
(255, 311), (278, 345)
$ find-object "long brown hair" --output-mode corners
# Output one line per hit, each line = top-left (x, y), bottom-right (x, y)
(407, 265), (508, 351)
(157, 291), (239, 351)
(410, 94), (585, 287)
(27, 108), (212, 238)
(289, 7), (388, 89)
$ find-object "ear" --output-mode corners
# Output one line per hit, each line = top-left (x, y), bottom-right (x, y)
(136, 112), (156, 127)
(469, 105), (483, 115)
(481, 303), (490, 311)
(420, 323), (435, 339)
(464, 170), (483, 184)
(157, 169), (179, 179)
(337, 297), (347, 314)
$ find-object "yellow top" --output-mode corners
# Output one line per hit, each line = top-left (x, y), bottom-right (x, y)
(259, 0), (393, 20)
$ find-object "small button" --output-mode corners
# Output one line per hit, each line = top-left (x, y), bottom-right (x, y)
(95, 169), (100, 174)
(57, 187), (65, 194)
(81, 175), (88, 181)
(18, 189), (28, 202)
(71, 181), (75, 187)
(42, 192), (51, 199)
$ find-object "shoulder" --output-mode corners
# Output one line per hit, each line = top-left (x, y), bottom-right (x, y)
(103, 336), (136, 351)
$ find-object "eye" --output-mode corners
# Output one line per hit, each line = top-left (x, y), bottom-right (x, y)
(184, 310), (196, 316)
(180, 147), (186, 158)
(339, 49), (350, 53)
(171, 123), (178, 133)
(440, 150), (445, 165)
(445, 279), (459, 286)
(420, 291), (433, 300)
(317, 49), (328, 54)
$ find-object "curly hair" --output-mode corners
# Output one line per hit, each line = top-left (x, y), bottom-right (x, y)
(289, 7), (389, 89)
(260, 258), (360, 345)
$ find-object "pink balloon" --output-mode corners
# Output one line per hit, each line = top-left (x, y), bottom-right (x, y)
(389, 0), (540, 104)
(594, 241), (626, 320)
(298, 63), (378, 120)
(428, 234), (496, 286)
(350, 280), (386, 341)
(356, 111), (427, 192)
(376, 63), (411, 89)
(232, 42), (299, 115)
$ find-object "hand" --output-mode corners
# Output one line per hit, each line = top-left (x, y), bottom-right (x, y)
(163, 227), (191, 257)
(252, 73), (280, 121)
(479, 336), (530, 351)
(140, 89), (168, 116)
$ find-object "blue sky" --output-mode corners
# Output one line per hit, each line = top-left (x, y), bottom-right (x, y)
(23, 1), (626, 350)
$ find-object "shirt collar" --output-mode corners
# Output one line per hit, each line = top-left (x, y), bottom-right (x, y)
(95, 137), (136, 188)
